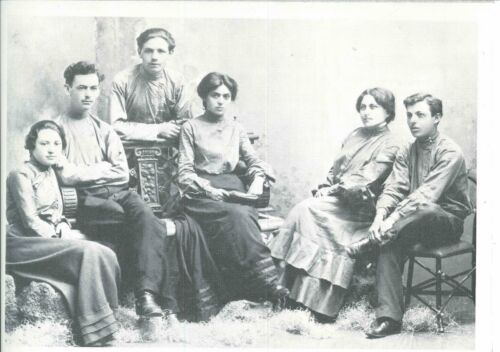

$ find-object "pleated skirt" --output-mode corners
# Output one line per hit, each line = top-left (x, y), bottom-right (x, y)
(269, 196), (374, 318)
(6, 225), (120, 346)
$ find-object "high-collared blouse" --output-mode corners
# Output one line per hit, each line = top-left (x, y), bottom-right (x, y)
(109, 64), (193, 141)
(319, 125), (400, 197)
(178, 115), (270, 196)
(55, 113), (129, 190)
(7, 159), (63, 238)
(376, 132), (472, 220)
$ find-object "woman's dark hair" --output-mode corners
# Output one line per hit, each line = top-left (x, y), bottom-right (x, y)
(403, 93), (443, 117)
(197, 72), (238, 107)
(137, 28), (176, 54)
(355, 87), (396, 123)
(63, 61), (105, 86)
(25, 120), (67, 152)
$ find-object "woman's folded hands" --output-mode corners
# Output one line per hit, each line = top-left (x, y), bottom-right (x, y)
(204, 176), (266, 203)
(313, 184), (341, 198)
(205, 186), (230, 201)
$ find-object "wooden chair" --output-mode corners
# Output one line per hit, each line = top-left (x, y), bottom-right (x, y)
(403, 172), (476, 333)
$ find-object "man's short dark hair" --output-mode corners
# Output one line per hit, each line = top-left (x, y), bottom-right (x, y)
(25, 120), (67, 152)
(63, 61), (105, 86)
(197, 72), (238, 107)
(403, 93), (443, 117)
(137, 28), (176, 54)
(355, 87), (396, 124)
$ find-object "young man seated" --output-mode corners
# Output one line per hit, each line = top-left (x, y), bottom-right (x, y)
(347, 93), (472, 338)
(55, 61), (178, 319)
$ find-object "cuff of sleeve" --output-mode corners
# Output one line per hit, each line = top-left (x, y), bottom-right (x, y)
(375, 207), (389, 218)
(180, 177), (212, 198)
(197, 178), (212, 192)
(253, 174), (266, 182)
(386, 211), (402, 224)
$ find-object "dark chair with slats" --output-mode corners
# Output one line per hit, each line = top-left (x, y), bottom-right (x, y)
(403, 171), (476, 333)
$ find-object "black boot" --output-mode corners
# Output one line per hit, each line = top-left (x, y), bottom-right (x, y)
(313, 311), (337, 324)
(269, 285), (290, 311)
(135, 291), (163, 317)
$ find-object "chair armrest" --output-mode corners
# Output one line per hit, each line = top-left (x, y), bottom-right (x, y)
(60, 187), (78, 219)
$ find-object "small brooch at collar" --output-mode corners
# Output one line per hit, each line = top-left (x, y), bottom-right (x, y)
(418, 132), (439, 149)
(423, 135), (437, 145)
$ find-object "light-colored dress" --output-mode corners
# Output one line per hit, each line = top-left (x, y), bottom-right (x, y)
(268, 125), (399, 318)
(6, 159), (120, 346)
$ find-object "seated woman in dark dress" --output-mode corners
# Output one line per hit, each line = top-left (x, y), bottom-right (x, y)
(177, 72), (288, 304)
(269, 88), (400, 323)
(6, 120), (120, 346)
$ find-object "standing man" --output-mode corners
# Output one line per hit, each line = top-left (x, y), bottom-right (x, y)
(109, 27), (192, 142)
(109, 27), (194, 216)
(348, 93), (472, 338)
(55, 61), (179, 319)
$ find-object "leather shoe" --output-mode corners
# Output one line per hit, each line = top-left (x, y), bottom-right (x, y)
(365, 318), (402, 338)
(313, 311), (337, 324)
(269, 285), (290, 311)
(135, 291), (163, 317)
(86, 334), (116, 347)
(346, 238), (378, 258)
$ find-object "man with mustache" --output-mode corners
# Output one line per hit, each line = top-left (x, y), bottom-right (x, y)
(347, 93), (472, 338)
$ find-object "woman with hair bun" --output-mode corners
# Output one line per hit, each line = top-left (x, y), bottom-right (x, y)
(177, 72), (289, 305)
(6, 120), (120, 346)
(269, 88), (400, 323)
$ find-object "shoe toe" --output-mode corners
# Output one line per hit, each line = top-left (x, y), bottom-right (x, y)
(365, 320), (401, 338)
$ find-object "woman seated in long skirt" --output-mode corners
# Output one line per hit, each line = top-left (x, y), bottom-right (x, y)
(268, 87), (400, 323)
(6, 120), (121, 346)
(177, 72), (288, 304)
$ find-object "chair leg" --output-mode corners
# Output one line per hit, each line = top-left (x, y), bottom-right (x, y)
(472, 252), (476, 303)
(405, 257), (415, 308)
(436, 258), (444, 333)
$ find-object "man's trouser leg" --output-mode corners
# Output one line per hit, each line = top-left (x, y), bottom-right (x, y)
(112, 190), (179, 313)
(375, 203), (463, 322)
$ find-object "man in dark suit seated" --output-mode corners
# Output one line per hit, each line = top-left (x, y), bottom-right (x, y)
(347, 93), (472, 338)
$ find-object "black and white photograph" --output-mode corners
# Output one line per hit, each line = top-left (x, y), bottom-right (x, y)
(1, 1), (497, 350)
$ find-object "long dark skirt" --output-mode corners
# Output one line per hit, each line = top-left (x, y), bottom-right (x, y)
(174, 214), (228, 321)
(6, 225), (120, 346)
(182, 174), (280, 301)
